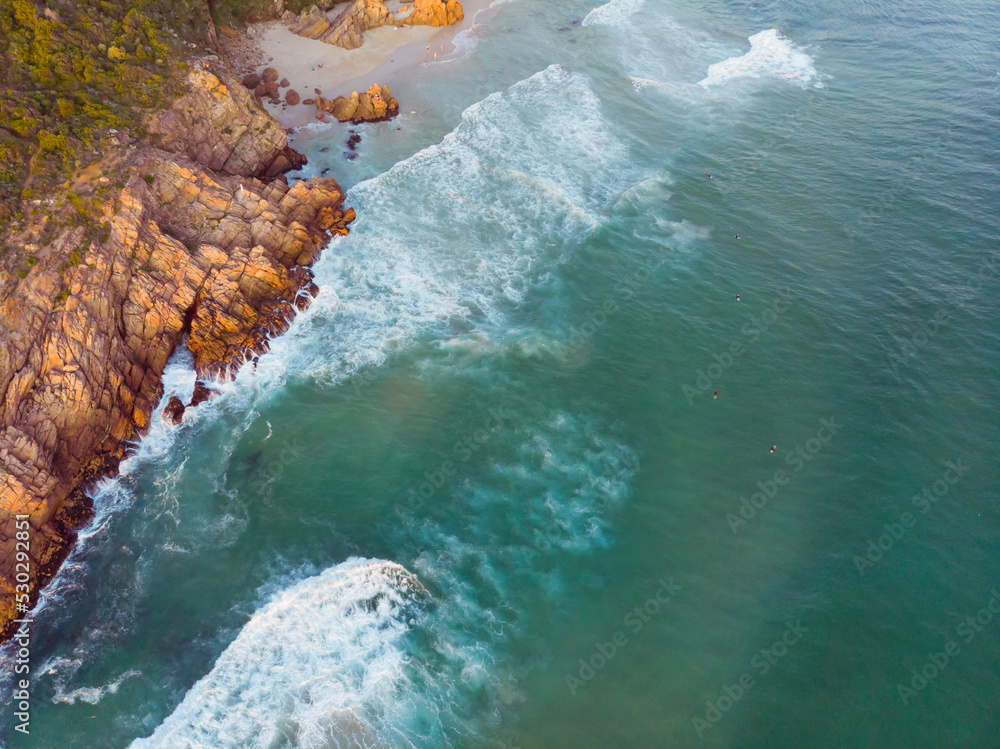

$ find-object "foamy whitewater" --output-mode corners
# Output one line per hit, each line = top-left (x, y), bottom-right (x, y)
(6, 0), (1000, 746)
(698, 29), (821, 88)
(131, 560), (431, 749)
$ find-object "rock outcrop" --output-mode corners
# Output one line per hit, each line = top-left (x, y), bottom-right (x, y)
(147, 63), (303, 179)
(288, 0), (463, 50)
(0, 58), (354, 641)
(394, 0), (464, 27)
(316, 84), (399, 123)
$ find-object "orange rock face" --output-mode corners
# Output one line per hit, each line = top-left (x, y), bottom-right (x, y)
(394, 0), (464, 27)
(287, 0), (463, 49)
(0, 59), (353, 641)
(316, 84), (400, 123)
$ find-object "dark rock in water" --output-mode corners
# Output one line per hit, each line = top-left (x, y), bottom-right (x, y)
(345, 151), (358, 160)
(321, 168), (330, 175)
(346, 132), (362, 150)
(571, 18), (581, 25)
(164, 396), (186, 424)
(558, 26), (570, 31)
(190, 381), (214, 407)
(319, 147), (329, 153)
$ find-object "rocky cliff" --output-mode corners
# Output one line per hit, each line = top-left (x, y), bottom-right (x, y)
(288, 0), (464, 49)
(0, 59), (353, 640)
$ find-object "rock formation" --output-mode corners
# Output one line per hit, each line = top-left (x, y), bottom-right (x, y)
(148, 63), (302, 179)
(394, 0), (464, 27)
(0, 60), (354, 641)
(316, 84), (399, 123)
(288, 0), (463, 50)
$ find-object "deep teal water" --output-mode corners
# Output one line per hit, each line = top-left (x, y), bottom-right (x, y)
(3, 0), (999, 746)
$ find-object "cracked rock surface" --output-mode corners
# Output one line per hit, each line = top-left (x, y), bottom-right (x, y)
(0, 60), (354, 638)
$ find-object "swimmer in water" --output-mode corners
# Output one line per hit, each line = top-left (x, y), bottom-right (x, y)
(703, 172), (712, 178)
(770, 445), (777, 454)
(713, 391), (719, 399)
(734, 233), (741, 239)
(735, 294), (741, 301)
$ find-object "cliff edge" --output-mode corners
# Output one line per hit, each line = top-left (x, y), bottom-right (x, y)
(0, 57), (353, 641)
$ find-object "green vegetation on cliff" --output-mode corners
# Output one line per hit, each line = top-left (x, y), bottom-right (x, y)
(0, 0), (225, 206)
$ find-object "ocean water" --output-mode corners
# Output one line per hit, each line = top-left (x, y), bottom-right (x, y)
(3, 0), (1000, 746)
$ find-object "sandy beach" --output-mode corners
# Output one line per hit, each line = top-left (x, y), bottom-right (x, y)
(228, 0), (498, 130)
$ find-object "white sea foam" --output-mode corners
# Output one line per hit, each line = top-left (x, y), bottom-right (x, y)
(407, 410), (637, 604)
(20, 65), (635, 632)
(582, 0), (645, 28)
(9, 66), (641, 741)
(130, 559), (445, 749)
(251, 64), (636, 388)
(49, 666), (142, 705)
(656, 218), (713, 242)
(699, 29), (821, 88)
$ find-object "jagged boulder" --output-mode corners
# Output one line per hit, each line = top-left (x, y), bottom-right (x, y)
(289, 0), (393, 49)
(163, 397), (186, 424)
(261, 67), (279, 83)
(286, 89), (300, 105)
(316, 84), (399, 123)
(190, 381), (214, 407)
(394, 0), (463, 27)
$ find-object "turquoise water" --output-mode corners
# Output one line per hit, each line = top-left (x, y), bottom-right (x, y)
(3, 0), (1000, 746)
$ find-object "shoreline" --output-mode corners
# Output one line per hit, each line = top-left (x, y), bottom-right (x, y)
(1, 0), (499, 647)
(224, 0), (500, 132)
